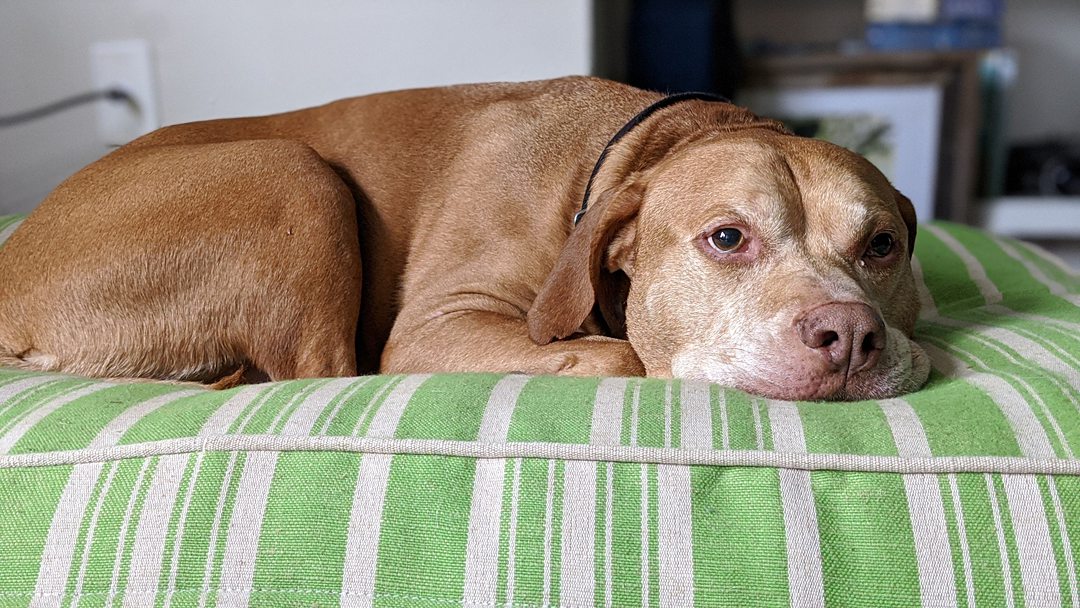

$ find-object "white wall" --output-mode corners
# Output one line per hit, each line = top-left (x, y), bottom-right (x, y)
(0, 1), (592, 214)
(1001, 0), (1080, 142)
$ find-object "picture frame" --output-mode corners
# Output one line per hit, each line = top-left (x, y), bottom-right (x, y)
(738, 84), (944, 221)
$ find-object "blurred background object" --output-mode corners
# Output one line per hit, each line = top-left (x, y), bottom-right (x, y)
(2, 0), (1078, 264)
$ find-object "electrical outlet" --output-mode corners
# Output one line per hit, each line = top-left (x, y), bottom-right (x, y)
(90, 39), (159, 146)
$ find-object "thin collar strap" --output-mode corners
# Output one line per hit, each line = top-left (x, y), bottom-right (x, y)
(573, 91), (730, 225)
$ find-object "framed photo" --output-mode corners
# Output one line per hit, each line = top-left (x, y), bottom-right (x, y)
(740, 51), (986, 223)
(738, 84), (943, 221)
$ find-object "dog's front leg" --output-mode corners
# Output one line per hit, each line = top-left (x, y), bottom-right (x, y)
(381, 311), (645, 377)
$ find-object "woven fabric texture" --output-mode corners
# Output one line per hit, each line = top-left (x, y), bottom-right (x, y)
(1, 214), (1079, 607)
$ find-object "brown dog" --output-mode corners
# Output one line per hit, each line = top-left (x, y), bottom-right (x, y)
(0, 76), (929, 400)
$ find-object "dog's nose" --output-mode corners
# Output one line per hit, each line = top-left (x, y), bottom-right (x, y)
(796, 302), (886, 375)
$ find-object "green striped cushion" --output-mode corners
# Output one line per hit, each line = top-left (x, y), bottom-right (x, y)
(1, 213), (1079, 607)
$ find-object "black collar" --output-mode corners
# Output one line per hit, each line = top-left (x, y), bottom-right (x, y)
(573, 91), (730, 225)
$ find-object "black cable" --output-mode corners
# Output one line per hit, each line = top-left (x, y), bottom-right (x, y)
(0, 88), (135, 128)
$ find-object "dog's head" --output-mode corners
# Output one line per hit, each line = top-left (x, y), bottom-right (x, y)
(529, 127), (930, 401)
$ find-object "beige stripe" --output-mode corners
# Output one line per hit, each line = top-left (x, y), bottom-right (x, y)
(198, 452), (240, 608)
(591, 378), (628, 446)
(123, 454), (190, 608)
(768, 401), (824, 608)
(505, 458), (523, 606)
(316, 377), (376, 435)
(996, 238), (1072, 295)
(30, 390), (198, 608)
(362, 374), (432, 437)
(349, 376), (401, 436)
(663, 382), (673, 449)
(656, 464), (694, 607)
(340, 375), (430, 607)
(70, 462), (118, 608)
(679, 381), (712, 451)
(1016, 239), (1080, 278)
(0, 218), (24, 243)
(161, 388), (266, 608)
(1046, 477), (1080, 608)
(715, 388), (730, 451)
(910, 257), (940, 318)
(163, 452), (205, 608)
(217, 380), (349, 605)
(928, 314), (1080, 426)
(752, 400), (765, 451)
(560, 459), (597, 606)
(603, 461), (615, 608)
(542, 459), (557, 607)
(985, 474), (1017, 608)
(1001, 474), (1061, 607)
(629, 382), (642, 446)
(0, 376), (59, 417)
(462, 375), (530, 605)
(196, 387), (282, 608)
(0, 382), (111, 453)
(947, 474), (977, 608)
(880, 399), (957, 607)
(340, 453), (391, 608)
(922, 342), (1057, 458)
(213, 451), (278, 608)
(640, 464), (651, 608)
(106, 458), (153, 607)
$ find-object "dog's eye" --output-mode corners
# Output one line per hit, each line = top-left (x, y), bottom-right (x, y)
(866, 232), (895, 257)
(708, 228), (744, 253)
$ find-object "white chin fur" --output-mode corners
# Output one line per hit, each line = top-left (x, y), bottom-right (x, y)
(670, 325), (931, 400)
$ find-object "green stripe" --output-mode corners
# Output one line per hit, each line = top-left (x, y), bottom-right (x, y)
(250, 452), (358, 597)
(0, 466), (72, 594)
(951, 473), (1012, 606)
(1038, 475), (1076, 607)
(506, 458), (554, 603)
(507, 376), (598, 444)
(395, 373), (500, 440)
(12, 383), (182, 454)
(718, 388), (754, 451)
(1012, 240), (1080, 291)
(373, 401), (479, 600)
(990, 474), (1026, 605)
(920, 331), (1072, 458)
(690, 466), (788, 607)
(495, 458), (517, 607)
(939, 474), (974, 608)
(903, 370), (1024, 457)
(610, 462), (643, 606)
(913, 229), (984, 310)
(813, 471), (922, 607)
(647, 464), (660, 608)
(801, 401), (898, 456)
(121, 389), (235, 445)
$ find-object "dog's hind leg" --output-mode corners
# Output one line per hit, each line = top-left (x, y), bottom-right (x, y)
(0, 139), (362, 384)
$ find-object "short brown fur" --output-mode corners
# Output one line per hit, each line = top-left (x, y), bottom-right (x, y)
(0, 77), (929, 400)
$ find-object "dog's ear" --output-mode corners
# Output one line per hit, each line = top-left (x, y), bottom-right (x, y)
(528, 183), (644, 345)
(894, 188), (918, 258)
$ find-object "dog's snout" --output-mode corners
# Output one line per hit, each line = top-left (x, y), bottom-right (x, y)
(796, 302), (886, 375)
